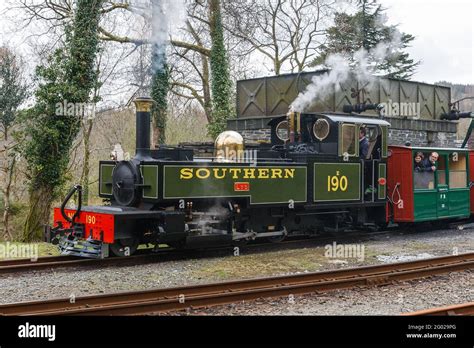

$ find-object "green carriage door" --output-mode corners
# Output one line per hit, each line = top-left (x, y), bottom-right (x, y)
(436, 155), (450, 218)
(413, 156), (437, 222)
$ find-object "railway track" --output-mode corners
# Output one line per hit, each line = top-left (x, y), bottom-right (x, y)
(0, 224), (468, 275)
(0, 255), (92, 273)
(404, 302), (474, 316)
(0, 252), (472, 316)
(0, 229), (396, 274)
(0, 250), (176, 274)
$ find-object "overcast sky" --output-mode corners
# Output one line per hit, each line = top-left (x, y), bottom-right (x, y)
(379, 0), (473, 84)
(0, 0), (473, 85)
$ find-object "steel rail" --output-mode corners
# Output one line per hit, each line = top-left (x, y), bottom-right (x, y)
(403, 302), (474, 316)
(0, 250), (174, 274)
(0, 253), (472, 316)
(0, 230), (395, 274)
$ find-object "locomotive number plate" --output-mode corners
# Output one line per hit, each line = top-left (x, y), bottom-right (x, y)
(314, 163), (361, 202)
(234, 182), (250, 192)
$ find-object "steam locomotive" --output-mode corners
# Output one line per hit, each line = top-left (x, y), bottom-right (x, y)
(45, 97), (474, 258)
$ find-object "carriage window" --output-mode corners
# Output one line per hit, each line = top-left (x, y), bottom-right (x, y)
(414, 152), (435, 190)
(414, 171), (435, 190)
(449, 153), (467, 189)
(436, 156), (447, 185)
(341, 124), (356, 156)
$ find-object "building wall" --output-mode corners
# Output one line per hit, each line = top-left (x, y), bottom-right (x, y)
(388, 129), (459, 147)
(241, 129), (272, 143)
(227, 116), (461, 148)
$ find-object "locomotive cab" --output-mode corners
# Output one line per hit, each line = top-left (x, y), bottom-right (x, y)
(269, 113), (388, 157)
(270, 113), (390, 204)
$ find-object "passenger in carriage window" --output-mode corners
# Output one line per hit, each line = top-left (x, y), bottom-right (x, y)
(423, 152), (439, 172)
(414, 152), (425, 172)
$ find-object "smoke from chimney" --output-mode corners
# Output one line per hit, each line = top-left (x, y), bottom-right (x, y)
(150, 0), (186, 74)
(290, 30), (404, 113)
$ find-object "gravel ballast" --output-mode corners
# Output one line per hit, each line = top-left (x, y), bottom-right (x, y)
(0, 227), (472, 316)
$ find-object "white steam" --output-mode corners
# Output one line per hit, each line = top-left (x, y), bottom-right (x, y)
(290, 30), (403, 113)
(150, 0), (186, 73)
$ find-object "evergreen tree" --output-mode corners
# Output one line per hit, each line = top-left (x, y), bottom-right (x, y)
(0, 48), (28, 137)
(208, 0), (234, 138)
(0, 47), (28, 240)
(313, 0), (419, 79)
(22, 0), (103, 241)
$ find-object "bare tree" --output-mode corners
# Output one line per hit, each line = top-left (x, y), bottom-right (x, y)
(224, 0), (335, 74)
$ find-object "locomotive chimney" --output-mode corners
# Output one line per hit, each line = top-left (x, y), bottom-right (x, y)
(133, 97), (155, 160)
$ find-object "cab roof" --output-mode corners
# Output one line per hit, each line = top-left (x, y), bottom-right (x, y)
(319, 114), (391, 127)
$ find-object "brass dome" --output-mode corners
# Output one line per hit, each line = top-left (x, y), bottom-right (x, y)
(215, 131), (245, 162)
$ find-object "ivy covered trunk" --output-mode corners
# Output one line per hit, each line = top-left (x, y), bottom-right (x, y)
(208, 0), (233, 139)
(150, 53), (169, 146)
(22, 0), (103, 241)
(22, 186), (54, 242)
(150, 0), (170, 147)
(2, 155), (16, 240)
(81, 118), (94, 205)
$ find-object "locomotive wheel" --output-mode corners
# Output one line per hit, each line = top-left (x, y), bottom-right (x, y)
(168, 241), (186, 250)
(266, 235), (286, 243)
(109, 238), (139, 257)
(232, 238), (249, 248)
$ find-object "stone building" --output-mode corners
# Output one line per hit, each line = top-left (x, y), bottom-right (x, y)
(227, 72), (462, 148)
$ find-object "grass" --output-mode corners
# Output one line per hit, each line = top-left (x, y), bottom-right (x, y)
(192, 247), (329, 281)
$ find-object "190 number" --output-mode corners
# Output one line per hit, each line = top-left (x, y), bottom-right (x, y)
(327, 174), (348, 192)
(86, 215), (96, 225)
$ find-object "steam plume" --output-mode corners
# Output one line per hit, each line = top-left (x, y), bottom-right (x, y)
(290, 31), (403, 113)
(151, 0), (186, 73)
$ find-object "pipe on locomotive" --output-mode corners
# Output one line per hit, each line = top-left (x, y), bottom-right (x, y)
(287, 111), (302, 143)
(133, 97), (155, 160)
(343, 103), (384, 114)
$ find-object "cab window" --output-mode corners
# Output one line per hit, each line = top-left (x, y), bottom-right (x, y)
(449, 153), (467, 189)
(341, 124), (356, 156)
(365, 125), (381, 159)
